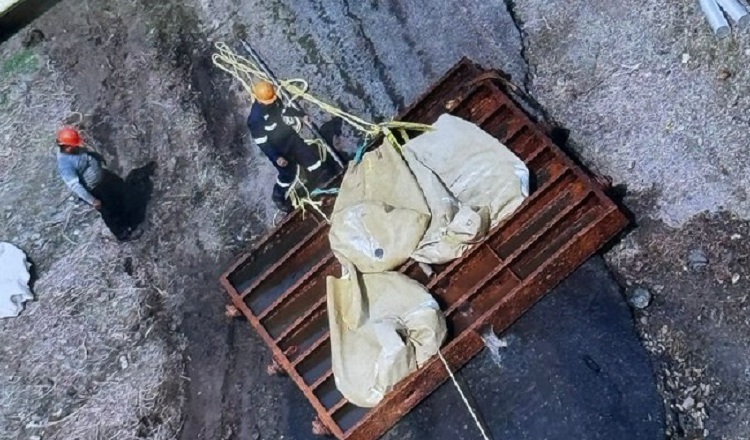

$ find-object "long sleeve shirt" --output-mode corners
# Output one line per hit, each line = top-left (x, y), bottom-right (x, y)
(247, 100), (305, 164)
(56, 150), (104, 205)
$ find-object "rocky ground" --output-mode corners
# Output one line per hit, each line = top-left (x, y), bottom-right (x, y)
(1, 0), (749, 439)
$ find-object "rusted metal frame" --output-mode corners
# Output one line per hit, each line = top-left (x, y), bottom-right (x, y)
(464, 71), (515, 93)
(495, 114), (528, 145)
(275, 295), (328, 345)
(474, 207), (625, 336)
(448, 84), (503, 121)
(312, 369), (335, 391)
(423, 164), (571, 296)
(455, 82), (529, 141)
(515, 195), (602, 276)
(484, 217), (624, 336)
(219, 276), (345, 440)
(481, 79), (615, 200)
(258, 253), (335, 321)
(398, 59), (481, 121)
(220, 270), (251, 323)
(392, 92), (555, 292)
(414, 172), (569, 312)
(450, 70), (611, 203)
(486, 172), (579, 262)
(444, 189), (592, 317)
(481, 111), (527, 148)
(474, 103), (510, 128)
(329, 397), (349, 416)
(343, 176), (603, 438)
(503, 264), (523, 285)
(346, 330), (485, 440)
(523, 142), (554, 168)
(347, 206), (625, 440)
(292, 331), (331, 368)
(512, 138), (545, 166)
(443, 246), (513, 319)
(502, 123), (531, 147)
(219, 276), (244, 309)
(320, 92), (578, 438)
(240, 220), (327, 299)
(220, 62), (628, 440)
(220, 210), (309, 282)
(423, 236), (495, 291)
(273, 283), (331, 352)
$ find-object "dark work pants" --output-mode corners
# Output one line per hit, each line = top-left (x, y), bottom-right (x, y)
(271, 134), (323, 212)
(275, 133), (321, 183)
(90, 170), (142, 241)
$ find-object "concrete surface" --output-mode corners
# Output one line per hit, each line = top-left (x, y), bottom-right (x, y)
(513, 0), (750, 226)
(194, 0), (527, 135)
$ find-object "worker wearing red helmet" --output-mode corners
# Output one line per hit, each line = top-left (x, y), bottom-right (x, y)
(56, 127), (145, 241)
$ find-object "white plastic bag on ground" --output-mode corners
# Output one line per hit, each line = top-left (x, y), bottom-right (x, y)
(327, 260), (447, 407)
(328, 141), (431, 273)
(0, 242), (34, 318)
(404, 114), (529, 264)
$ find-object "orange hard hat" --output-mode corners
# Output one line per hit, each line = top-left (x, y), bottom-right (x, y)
(253, 81), (277, 104)
(57, 127), (84, 147)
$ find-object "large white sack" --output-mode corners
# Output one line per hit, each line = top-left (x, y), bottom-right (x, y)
(0, 242), (34, 318)
(326, 260), (446, 407)
(328, 141), (431, 273)
(405, 114), (529, 264)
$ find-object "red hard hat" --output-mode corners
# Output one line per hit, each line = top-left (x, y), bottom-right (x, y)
(57, 127), (83, 147)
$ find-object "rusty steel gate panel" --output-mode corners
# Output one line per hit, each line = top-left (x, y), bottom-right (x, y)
(220, 59), (629, 440)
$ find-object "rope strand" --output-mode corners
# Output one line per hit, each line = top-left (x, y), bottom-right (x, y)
(212, 42), (433, 220)
(437, 350), (492, 440)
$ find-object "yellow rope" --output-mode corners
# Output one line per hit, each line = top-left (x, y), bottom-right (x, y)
(211, 42), (432, 216)
(284, 165), (330, 222)
(305, 138), (328, 162)
(437, 350), (492, 440)
(211, 42), (433, 149)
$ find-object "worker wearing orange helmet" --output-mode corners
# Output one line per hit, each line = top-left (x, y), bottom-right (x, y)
(56, 127), (146, 241)
(247, 81), (323, 212)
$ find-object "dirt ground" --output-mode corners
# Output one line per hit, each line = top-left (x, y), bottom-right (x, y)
(607, 213), (750, 439)
(1, 1), (750, 440)
(0, 1), (272, 439)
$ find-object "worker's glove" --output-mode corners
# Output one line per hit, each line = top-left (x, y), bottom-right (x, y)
(276, 157), (289, 167)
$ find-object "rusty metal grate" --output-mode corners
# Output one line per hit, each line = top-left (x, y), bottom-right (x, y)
(220, 59), (628, 440)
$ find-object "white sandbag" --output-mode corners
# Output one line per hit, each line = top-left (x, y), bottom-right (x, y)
(325, 113), (528, 407)
(327, 260), (447, 407)
(405, 114), (529, 264)
(328, 141), (431, 273)
(0, 242), (34, 318)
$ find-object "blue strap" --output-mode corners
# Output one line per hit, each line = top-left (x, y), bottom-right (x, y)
(353, 135), (370, 164)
